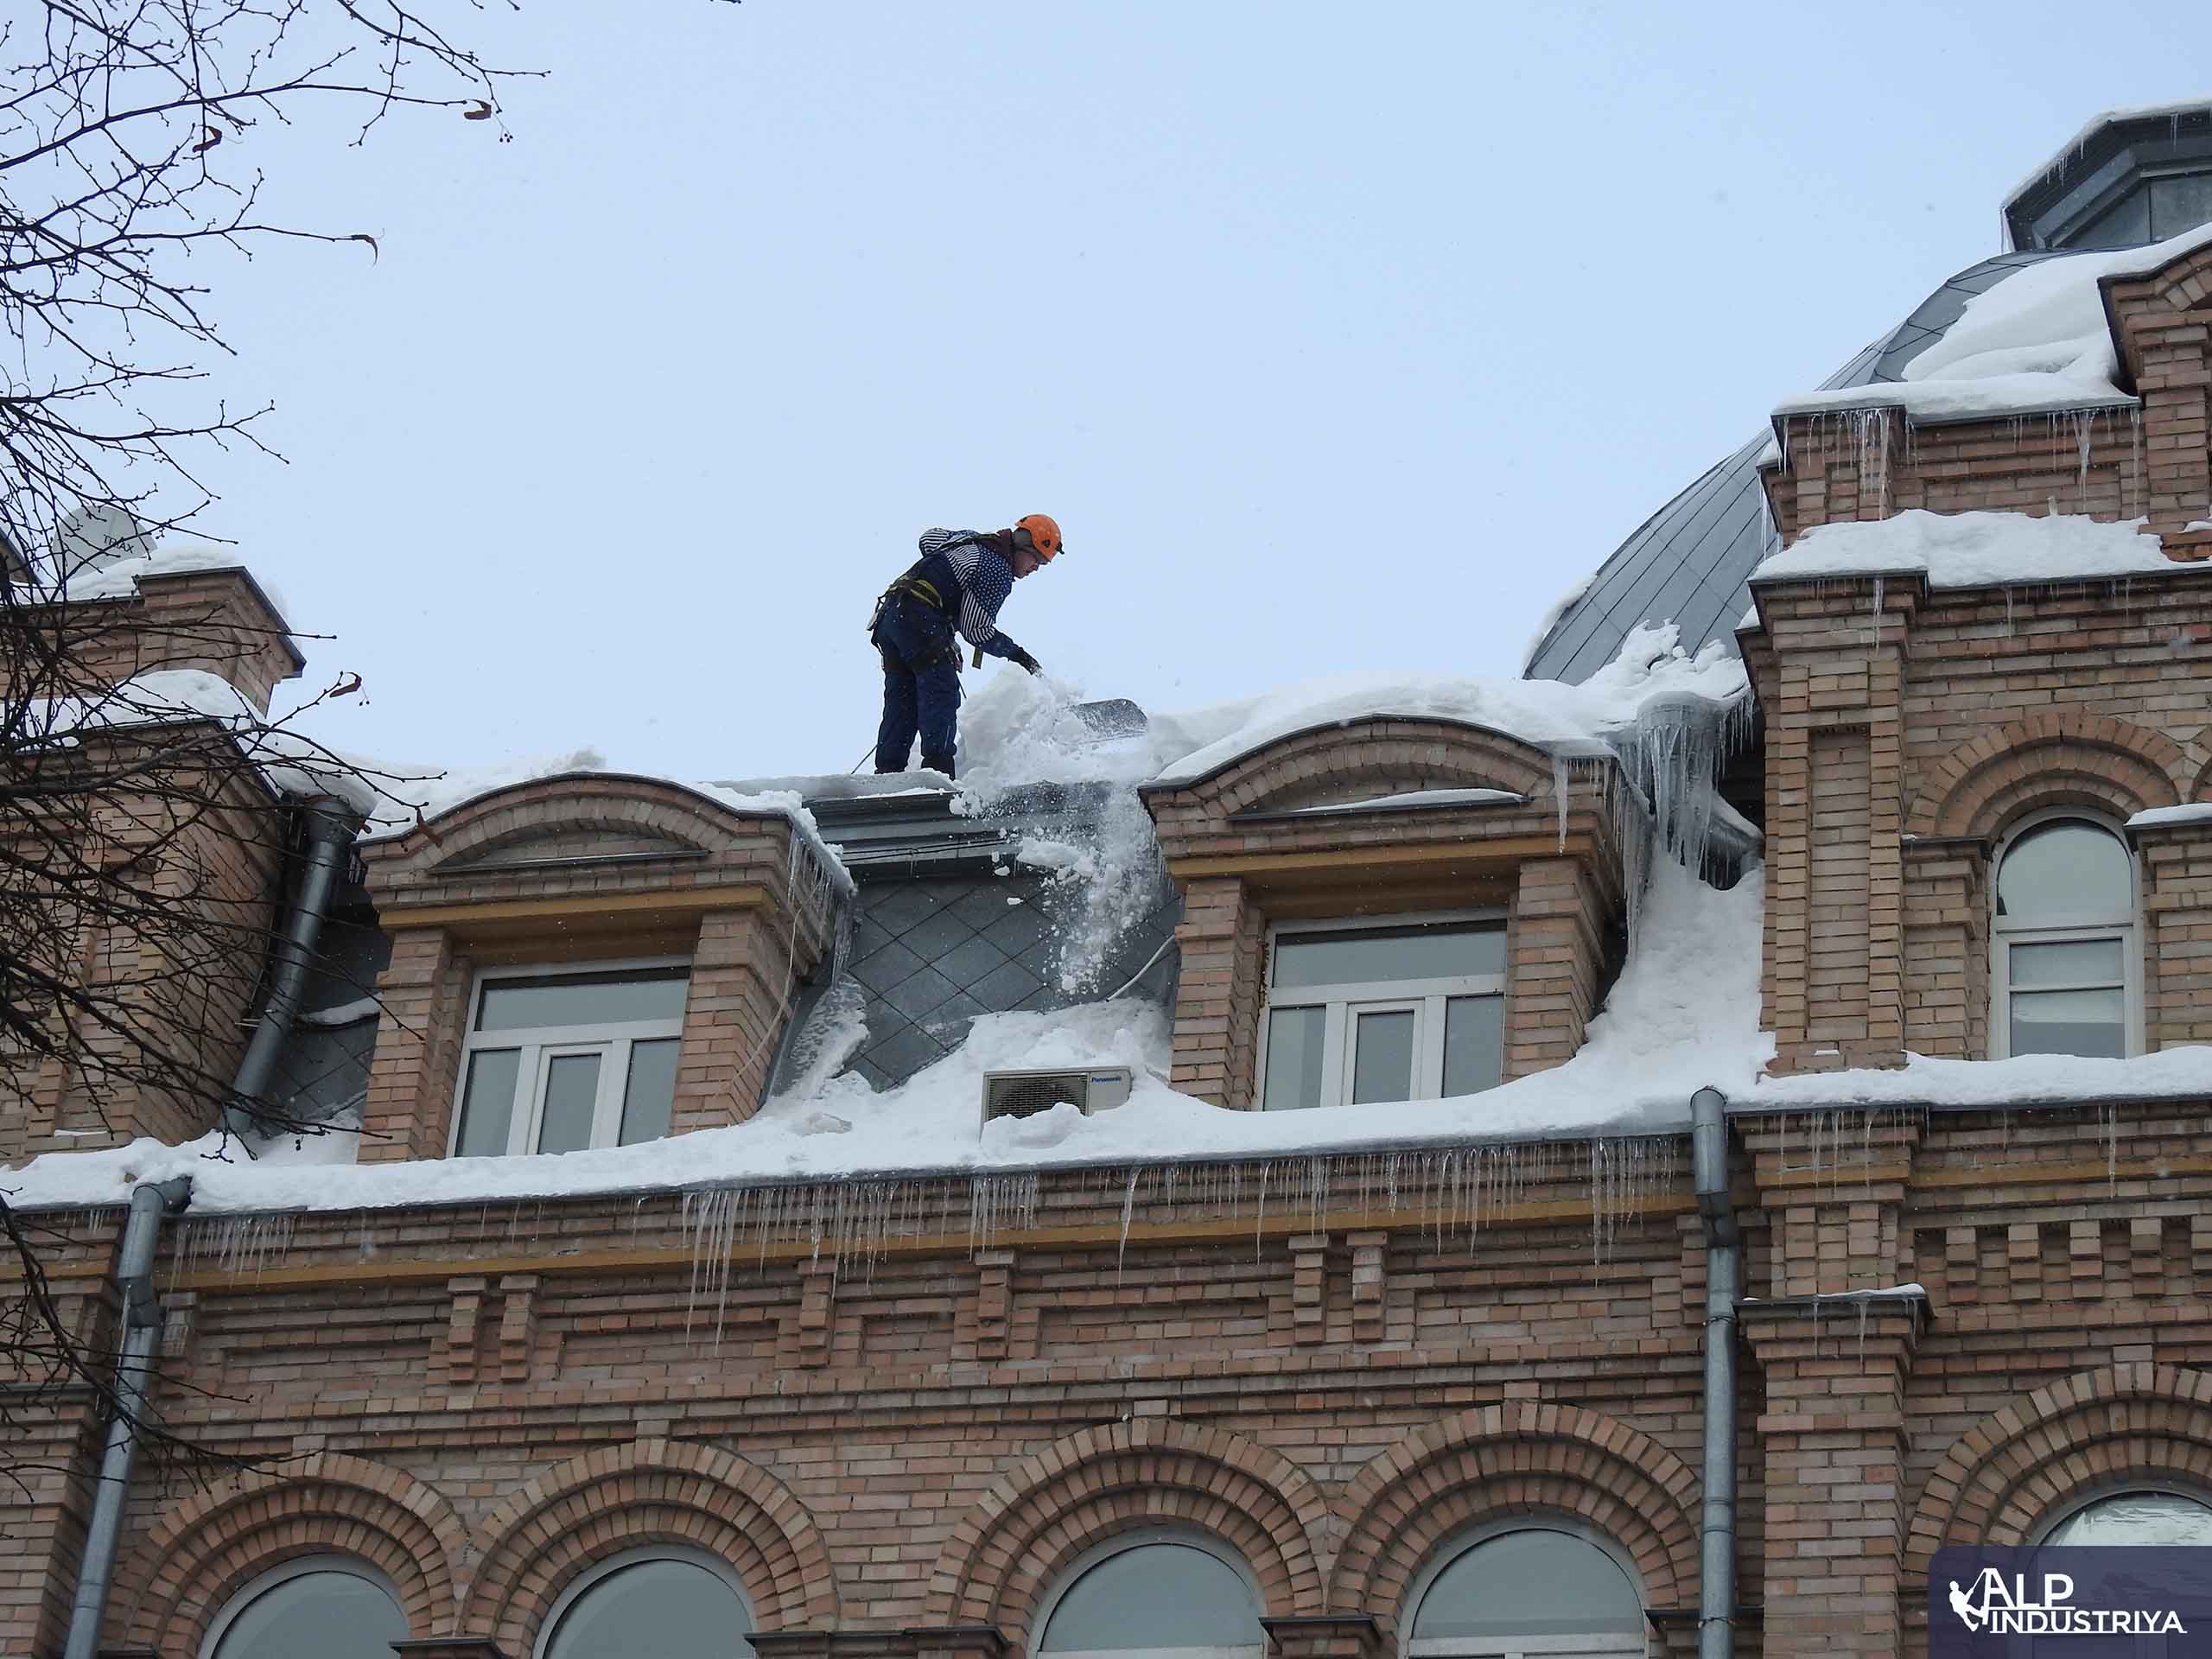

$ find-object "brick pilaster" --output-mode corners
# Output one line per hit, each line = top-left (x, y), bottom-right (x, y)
(1742, 1295), (1928, 1657)
(359, 926), (467, 1161)
(1503, 855), (1610, 1078)
(1167, 876), (1262, 1107)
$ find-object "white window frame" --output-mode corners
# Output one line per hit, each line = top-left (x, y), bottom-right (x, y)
(1029, 1527), (1266, 1659)
(2033, 1482), (2212, 1544)
(533, 1543), (753, 1659)
(1401, 1518), (1645, 1659)
(1989, 810), (2142, 1060)
(200, 1554), (406, 1659)
(1256, 910), (1507, 1110)
(451, 956), (690, 1157)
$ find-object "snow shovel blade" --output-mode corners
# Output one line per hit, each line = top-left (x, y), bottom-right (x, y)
(1070, 698), (1147, 739)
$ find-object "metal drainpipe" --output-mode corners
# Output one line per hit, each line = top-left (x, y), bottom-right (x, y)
(62, 1173), (193, 1659)
(1692, 1085), (1740, 1659)
(224, 797), (362, 1146)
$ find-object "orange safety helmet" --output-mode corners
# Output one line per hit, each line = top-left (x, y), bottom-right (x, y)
(1014, 513), (1063, 563)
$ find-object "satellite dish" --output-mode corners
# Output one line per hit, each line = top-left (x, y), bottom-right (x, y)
(52, 504), (153, 577)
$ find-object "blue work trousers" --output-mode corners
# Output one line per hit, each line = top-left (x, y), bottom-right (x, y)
(873, 595), (963, 777)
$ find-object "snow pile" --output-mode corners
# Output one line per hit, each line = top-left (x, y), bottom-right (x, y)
(951, 671), (1169, 994)
(1773, 218), (2212, 423)
(0, 858), (1770, 1214)
(35, 669), (391, 813)
(2130, 804), (2212, 830)
(1753, 511), (2183, 588)
(1146, 622), (1749, 787)
(1753, 1046), (2212, 1111)
(35, 540), (286, 613)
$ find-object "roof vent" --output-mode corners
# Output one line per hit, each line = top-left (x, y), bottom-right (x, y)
(980, 1065), (1133, 1129)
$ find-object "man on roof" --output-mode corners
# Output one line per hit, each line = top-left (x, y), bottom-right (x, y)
(868, 514), (1060, 780)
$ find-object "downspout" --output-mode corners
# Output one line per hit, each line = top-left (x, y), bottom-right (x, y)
(61, 1174), (193, 1659)
(1692, 1085), (1739, 1659)
(224, 797), (362, 1145)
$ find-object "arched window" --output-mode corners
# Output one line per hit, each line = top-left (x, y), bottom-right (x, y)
(1405, 1526), (1643, 1658)
(1033, 1532), (1265, 1657)
(200, 1556), (406, 1659)
(2044, 1490), (2212, 1545)
(1992, 814), (2139, 1059)
(535, 1547), (754, 1659)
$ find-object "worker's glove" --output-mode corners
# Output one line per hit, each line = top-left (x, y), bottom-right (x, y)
(1009, 646), (1042, 676)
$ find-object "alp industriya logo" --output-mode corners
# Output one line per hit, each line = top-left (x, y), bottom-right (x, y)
(1931, 1548), (2212, 1655)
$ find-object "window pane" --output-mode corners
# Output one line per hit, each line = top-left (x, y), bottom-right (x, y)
(1262, 1006), (1325, 1110)
(454, 1049), (520, 1158)
(212, 1567), (406, 1659)
(1274, 923), (1504, 988)
(1351, 1009), (1415, 1104)
(2011, 988), (2126, 1058)
(621, 1039), (681, 1144)
(477, 967), (690, 1031)
(2009, 938), (2124, 988)
(1443, 995), (1504, 1096)
(1997, 822), (2130, 920)
(2151, 174), (2212, 242)
(537, 1052), (602, 1154)
(545, 1556), (753, 1658)
(1039, 1543), (1262, 1650)
(1413, 1529), (1643, 1638)
(2048, 1492), (2212, 1546)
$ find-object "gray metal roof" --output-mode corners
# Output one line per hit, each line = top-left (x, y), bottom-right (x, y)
(771, 783), (1179, 1093)
(1521, 249), (2070, 685)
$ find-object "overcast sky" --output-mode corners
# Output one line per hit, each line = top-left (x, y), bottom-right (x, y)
(168, 2), (2209, 784)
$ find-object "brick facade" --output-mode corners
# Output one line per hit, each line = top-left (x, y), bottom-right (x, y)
(9, 149), (2212, 1659)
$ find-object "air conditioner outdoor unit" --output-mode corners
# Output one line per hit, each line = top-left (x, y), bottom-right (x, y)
(979, 1065), (1133, 1130)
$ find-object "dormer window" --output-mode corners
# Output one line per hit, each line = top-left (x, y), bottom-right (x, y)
(1258, 914), (1506, 1109)
(1992, 815), (2139, 1059)
(453, 962), (690, 1156)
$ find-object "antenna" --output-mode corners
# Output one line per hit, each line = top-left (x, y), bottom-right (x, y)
(50, 504), (152, 580)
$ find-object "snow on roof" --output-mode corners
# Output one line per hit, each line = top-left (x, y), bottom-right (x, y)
(33, 539), (298, 639)
(348, 754), (855, 897)
(2002, 96), (2212, 212)
(39, 670), (391, 814)
(1, 855), (1770, 1214)
(1752, 511), (2187, 589)
(1143, 623), (1751, 789)
(2129, 804), (2212, 830)
(1750, 1046), (2212, 1112)
(1771, 218), (2212, 424)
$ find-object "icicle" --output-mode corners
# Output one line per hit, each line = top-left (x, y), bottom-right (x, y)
(1117, 1168), (1139, 1280)
(2004, 587), (2014, 637)
(1867, 574), (1884, 669)
(1552, 748), (1572, 852)
(2074, 409), (2094, 488)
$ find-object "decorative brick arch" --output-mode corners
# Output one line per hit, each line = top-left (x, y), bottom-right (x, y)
(1907, 712), (2188, 838)
(1173, 717), (1560, 814)
(1326, 1403), (1700, 1632)
(1905, 1363), (2212, 1580)
(925, 1421), (1330, 1649)
(464, 1438), (836, 1651)
(378, 771), (773, 874)
(2190, 752), (2212, 806)
(115, 1452), (465, 1653)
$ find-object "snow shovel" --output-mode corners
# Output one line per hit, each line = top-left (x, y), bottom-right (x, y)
(1069, 698), (1147, 740)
